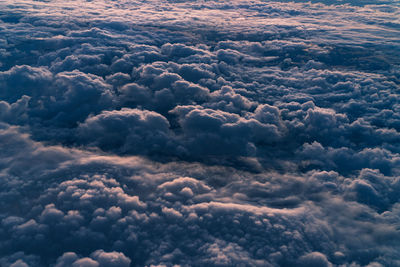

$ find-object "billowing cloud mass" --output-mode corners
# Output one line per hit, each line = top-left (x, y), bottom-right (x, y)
(0, 0), (399, 266)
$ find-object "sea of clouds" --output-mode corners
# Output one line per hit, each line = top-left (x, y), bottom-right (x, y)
(0, 0), (399, 266)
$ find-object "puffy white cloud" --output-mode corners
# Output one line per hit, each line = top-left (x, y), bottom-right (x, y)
(90, 250), (131, 267)
(297, 252), (332, 267)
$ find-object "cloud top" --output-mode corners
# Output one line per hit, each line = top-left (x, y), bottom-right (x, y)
(0, 0), (399, 266)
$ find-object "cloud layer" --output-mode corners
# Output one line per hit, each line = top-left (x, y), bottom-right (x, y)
(0, 0), (399, 266)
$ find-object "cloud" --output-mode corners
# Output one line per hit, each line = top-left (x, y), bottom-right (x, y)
(0, 126), (399, 266)
(297, 252), (332, 267)
(78, 108), (171, 155)
(0, 65), (53, 102)
(0, 0), (399, 265)
(170, 104), (283, 157)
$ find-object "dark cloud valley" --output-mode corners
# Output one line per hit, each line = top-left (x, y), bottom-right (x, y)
(0, 0), (399, 266)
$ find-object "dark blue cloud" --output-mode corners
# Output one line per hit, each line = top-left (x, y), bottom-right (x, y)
(78, 108), (171, 154)
(0, 0), (399, 266)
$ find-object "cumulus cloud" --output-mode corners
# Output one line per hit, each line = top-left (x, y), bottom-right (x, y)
(78, 108), (171, 154)
(0, 0), (399, 265)
(1, 125), (400, 266)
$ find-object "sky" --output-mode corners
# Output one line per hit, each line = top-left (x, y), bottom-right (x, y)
(0, 0), (399, 266)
